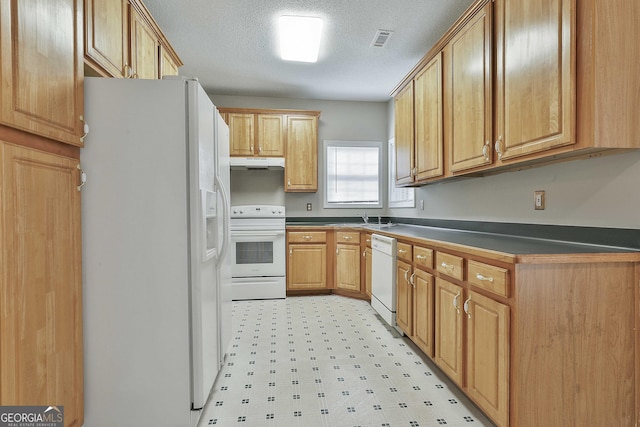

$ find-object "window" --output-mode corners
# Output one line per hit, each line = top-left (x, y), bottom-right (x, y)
(324, 140), (382, 208)
(388, 138), (415, 208)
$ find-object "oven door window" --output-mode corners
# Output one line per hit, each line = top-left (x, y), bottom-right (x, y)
(236, 241), (273, 264)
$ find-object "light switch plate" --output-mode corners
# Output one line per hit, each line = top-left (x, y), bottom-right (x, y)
(534, 190), (545, 210)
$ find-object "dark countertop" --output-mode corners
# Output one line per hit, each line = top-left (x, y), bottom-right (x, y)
(286, 220), (640, 258)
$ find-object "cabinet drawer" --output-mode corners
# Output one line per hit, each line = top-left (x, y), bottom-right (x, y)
(413, 246), (434, 270)
(436, 252), (464, 280)
(468, 260), (510, 297)
(288, 231), (327, 243)
(397, 242), (413, 262)
(336, 231), (359, 244)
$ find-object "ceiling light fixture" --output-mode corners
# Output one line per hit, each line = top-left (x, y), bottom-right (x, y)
(279, 15), (323, 63)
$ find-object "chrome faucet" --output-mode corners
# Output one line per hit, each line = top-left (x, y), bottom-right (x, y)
(359, 212), (369, 224)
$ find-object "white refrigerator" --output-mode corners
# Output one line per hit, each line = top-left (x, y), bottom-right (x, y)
(81, 76), (232, 427)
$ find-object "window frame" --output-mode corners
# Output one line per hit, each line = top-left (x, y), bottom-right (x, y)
(323, 140), (383, 209)
(388, 138), (415, 208)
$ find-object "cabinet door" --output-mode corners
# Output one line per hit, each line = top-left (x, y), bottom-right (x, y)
(287, 244), (326, 289)
(412, 269), (434, 358)
(494, 0), (575, 160)
(465, 291), (509, 427)
(0, 142), (83, 425)
(396, 260), (413, 335)
(84, 0), (129, 77)
(285, 115), (318, 192)
(435, 278), (463, 386)
(160, 44), (179, 78)
(336, 244), (361, 291)
(364, 247), (372, 298)
(0, 0), (84, 146)
(448, 1), (493, 173)
(414, 52), (444, 181)
(129, 5), (158, 79)
(394, 84), (414, 185)
(228, 113), (255, 156)
(257, 114), (284, 157)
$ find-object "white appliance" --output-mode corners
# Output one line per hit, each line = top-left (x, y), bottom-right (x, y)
(230, 205), (286, 300)
(229, 156), (285, 170)
(371, 234), (398, 330)
(81, 76), (232, 427)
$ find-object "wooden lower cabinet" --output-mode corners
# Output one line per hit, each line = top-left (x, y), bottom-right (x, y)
(0, 140), (83, 426)
(434, 278), (464, 385)
(336, 243), (360, 291)
(412, 268), (434, 358)
(396, 259), (413, 335)
(435, 277), (509, 426)
(465, 290), (509, 427)
(287, 243), (327, 290)
(363, 247), (372, 298)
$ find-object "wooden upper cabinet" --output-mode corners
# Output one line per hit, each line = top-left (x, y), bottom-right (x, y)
(447, 0), (493, 173)
(129, 4), (159, 80)
(228, 113), (255, 156)
(0, 0), (84, 146)
(84, 0), (129, 78)
(159, 43), (180, 78)
(414, 52), (444, 181)
(225, 111), (284, 157)
(257, 114), (285, 157)
(285, 114), (319, 192)
(84, 0), (182, 79)
(494, 0), (575, 161)
(394, 84), (414, 185)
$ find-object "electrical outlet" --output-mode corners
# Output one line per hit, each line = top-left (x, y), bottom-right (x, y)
(420, 200), (424, 210)
(306, 202), (312, 211)
(534, 191), (545, 210)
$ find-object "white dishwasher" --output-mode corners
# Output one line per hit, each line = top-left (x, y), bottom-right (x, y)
(371, 234), (398, 329)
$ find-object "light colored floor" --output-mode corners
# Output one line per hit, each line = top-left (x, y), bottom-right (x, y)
(200, 295), (495, 427)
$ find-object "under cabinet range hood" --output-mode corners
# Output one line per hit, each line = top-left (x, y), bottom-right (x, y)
(230, 157), (285, 170)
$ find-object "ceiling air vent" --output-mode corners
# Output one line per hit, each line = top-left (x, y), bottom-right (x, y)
(370, 29), (394, 48)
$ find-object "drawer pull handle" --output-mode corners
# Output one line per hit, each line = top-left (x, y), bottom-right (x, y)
(303, 235), (312, 240)
(476, 273), (494, 283)
(398, 249), (407, 254)
(416, 254), (427, 260)
(440, 262), (454, 271)
(343, 236), (352, 240)
(463, 296), (472, 319)
(453, 291), (461, 314)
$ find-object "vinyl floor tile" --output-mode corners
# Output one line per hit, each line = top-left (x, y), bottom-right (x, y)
(200, 295), (495, 427)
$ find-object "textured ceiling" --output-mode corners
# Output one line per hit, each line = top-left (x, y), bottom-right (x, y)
(142, 0), (475, 102)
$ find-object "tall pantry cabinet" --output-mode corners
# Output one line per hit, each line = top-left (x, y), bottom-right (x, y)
(0, 0), (84, 426)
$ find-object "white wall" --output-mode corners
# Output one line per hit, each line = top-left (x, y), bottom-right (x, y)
(386, 101), (640, 229)
(210, 94), (389, 218)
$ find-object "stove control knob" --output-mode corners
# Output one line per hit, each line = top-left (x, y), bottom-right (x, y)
(232, 209), (237, 214)
(239, 209), (244, 214)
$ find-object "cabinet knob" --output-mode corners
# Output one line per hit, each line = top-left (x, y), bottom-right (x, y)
(476, 273), (494, 283)
(463, 295), (472, 319)
(453, 291), (461, 314)
(495, 136), (504, 160)
(482, 140), (491, 161)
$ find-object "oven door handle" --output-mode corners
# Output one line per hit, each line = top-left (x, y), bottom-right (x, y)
(231, 230), (285, 238)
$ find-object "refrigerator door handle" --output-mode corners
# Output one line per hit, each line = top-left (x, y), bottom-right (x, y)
(215, 174), (230, 269)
